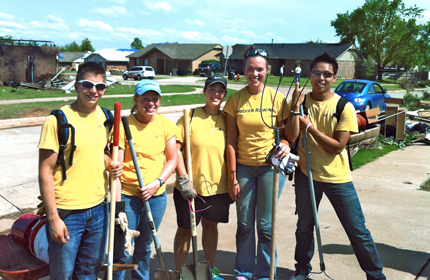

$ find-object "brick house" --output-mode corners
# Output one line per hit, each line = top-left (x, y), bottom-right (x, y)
(0, 44), (59, 85)
(84, 49), (137, 72)
(127, 43), (223, 75)
(58, 51), (91, 71)
(227, 43), (364, 79)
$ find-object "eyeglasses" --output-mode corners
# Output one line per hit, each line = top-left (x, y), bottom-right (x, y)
(246, 48), (268, 58)
(77, 80), (107, 90)
(311, 70), (334, 79)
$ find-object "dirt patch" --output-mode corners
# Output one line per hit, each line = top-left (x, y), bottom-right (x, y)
(20, 108), (50, 118)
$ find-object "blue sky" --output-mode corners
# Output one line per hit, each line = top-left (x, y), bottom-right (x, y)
(1, 0), (429, 51)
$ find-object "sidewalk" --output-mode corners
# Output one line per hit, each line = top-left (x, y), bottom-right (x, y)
(0, 143), (429, 279)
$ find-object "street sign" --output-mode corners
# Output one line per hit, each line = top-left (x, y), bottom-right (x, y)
(222, 45), (232, 58)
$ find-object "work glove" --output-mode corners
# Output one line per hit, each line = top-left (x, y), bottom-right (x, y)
(178, 174), (197, 200)
(279, 153), (299, 174)
(36, 196), (46, 216)
(115, 202), (140, 256)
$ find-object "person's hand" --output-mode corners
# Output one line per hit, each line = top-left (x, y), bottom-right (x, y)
(299, 115), (312, 131)
(49, 217), (69, 244)
(273, 142), (291, 160)
(291, 82), (305, 112)
(107, 161), (124, 178)
(280, 153), (299, 174)
(178, 174), (197, 200)
(228, 179), (240, 202)
(139, 180), (159, 200)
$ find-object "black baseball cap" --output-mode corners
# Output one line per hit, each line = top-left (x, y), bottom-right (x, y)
(205, 75), (227, 89)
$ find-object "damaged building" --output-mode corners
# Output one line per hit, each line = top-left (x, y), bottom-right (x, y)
(0, 40), (59, 86)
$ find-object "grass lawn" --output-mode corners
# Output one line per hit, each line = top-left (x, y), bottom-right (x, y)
(0, 89), (235, 119)
(351, 145), (399, 170)
(0, 85), (203, 100)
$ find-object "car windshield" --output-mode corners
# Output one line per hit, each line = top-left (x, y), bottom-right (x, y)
(200, 64), (210, 68)
(337, 82), (365, 93)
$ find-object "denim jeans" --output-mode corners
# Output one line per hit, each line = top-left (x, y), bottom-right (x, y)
(294, 169), (386, 280)
(47, 201), (108, 280)
(112, 192), (167, 280)
(294, 74), (301, 83)
(234, 163), (286, 280)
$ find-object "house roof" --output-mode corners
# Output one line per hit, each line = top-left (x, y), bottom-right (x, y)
(88, 49), (138, 62)
(229, 43), (361, 60)
(127, 43), (222, 60)
(58, 51), (91, 62)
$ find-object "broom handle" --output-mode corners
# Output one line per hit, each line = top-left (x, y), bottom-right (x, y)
(183, 109), (198, 268)
(107, 102), (121, 280)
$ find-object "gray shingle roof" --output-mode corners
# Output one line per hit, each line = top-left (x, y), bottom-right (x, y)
(229, 43), (359, 60)
(127, 43), (222, 60)
(58, 52), (89, 62)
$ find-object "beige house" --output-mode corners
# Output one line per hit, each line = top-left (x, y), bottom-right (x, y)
(227, 43), (364, 79)
(127, 43), (223, 75)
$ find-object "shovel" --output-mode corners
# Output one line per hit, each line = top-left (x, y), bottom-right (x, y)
(122, 117), (181, 280)
(181, 109), (211, 280)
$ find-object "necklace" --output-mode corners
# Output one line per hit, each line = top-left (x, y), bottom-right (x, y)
(203, 106), (220, 133)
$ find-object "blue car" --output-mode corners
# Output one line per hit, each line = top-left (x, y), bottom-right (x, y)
(334, 79), (391, 112)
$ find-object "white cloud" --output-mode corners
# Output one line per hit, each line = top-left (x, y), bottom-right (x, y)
(423, 10), (430, 19)
(29, 20), (69, 31)
(95, 6), (130, 17)
(163, 28), (176, 33)
(0, 20), (27, 29)
(116, 27), (158, 37)
(185, 19), (204, 26)
(180, 31), (200, 40)
(241, 31), (256, 37)
(77, 19), (114, 32)
(144, 1), (172, 12)
(1, 28), (14, 34)
(47, 14), (63, 23)
(0, 12), (13, 20)
(114, 33), (128, 38)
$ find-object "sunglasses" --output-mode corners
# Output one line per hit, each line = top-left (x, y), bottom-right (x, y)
(311, 70), (334, 79)
(77, 80), (107, 90)
(246, 48), (268, 58)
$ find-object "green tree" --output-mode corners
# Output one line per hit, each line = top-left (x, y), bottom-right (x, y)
(331, 0), (430, 80)
(131, 37), (143, 49)
(0, 35), (13, 45)
(60, 41), (81, 52)
(362, 56), (375, 79)
(80, 38), (95, 52)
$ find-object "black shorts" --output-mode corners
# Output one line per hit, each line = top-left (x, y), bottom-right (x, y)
(173, 188), (233, 228)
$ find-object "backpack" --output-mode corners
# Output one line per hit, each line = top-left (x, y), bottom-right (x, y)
(50, 107), (114, 180)
(291, 94), (353, 172)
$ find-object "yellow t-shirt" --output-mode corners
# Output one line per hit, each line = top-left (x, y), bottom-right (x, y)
(298, 93), (358, 183)
(119, 114), (179, 197)
(38, 106), (109, 209)
(175, 107), (227, 196)
(223, 86), (288, 166)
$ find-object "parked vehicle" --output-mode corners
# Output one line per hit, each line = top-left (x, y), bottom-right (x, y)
(334, 79), (391, 112)
(198, 62), (224, 77)
(123, 66), (155, 80)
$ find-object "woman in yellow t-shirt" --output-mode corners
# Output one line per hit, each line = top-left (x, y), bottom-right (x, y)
(112, 79), (178, 280)
(223, 47), (290, 280)
(173, 75), (231, 280)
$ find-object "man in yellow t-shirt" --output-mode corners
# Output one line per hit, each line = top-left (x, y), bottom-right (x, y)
(38, 62), (122, 279)
(285, 53), (386, 280)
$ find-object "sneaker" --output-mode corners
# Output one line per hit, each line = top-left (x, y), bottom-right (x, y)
(290, 271), (312, 280)
(210, 266), (224, 280)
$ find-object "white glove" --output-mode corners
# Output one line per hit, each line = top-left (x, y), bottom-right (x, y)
(116, 212), (140, 255)
(279, 153), (299, 174)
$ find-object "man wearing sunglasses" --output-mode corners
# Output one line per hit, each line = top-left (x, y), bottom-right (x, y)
(285, 53), (385, 280)
(38, 62), (123, 279)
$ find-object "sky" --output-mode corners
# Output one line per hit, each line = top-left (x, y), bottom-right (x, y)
(1, 0), (430, 51)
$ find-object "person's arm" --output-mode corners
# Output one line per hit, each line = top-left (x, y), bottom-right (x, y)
(299, 115), (351, 154)
(38, 149), (69, 244)
(175, 141), (187, 176)
(175, 141), (197, 199)
(139, 136), (177, 200)
(284, 82), (304, 144)
(226, 113), (240, 202)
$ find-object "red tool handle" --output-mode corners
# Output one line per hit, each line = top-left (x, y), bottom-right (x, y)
(113, 102), (121, 146)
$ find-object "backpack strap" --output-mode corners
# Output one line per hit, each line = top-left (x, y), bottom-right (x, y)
(333, 96), (354, 171)
(50, 109), (76, 180)
(190, 108), (195, 123)
(101, 107), (114, 133)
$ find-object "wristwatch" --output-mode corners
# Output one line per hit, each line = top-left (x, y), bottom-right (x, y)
(156, 178), (165, 187)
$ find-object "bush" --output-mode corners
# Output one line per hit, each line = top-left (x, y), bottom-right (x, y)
(403, 91), (430, 110)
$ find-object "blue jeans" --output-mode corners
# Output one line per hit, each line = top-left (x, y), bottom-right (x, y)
(234, 163), (286, 280)
(113, 192), (167, 280)
(294, 74), (301, 83)
(293, 170), (386, 280)
(47, 201), (108, 280)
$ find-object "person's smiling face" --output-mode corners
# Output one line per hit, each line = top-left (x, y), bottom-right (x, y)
(244, 56), (268, 91)
(310, 62), (337, 98)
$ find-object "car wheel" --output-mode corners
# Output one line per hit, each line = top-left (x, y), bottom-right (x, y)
(137, 75), (142, 81)
(122, 75), (128, 80)
(364, 102), (371, 111)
